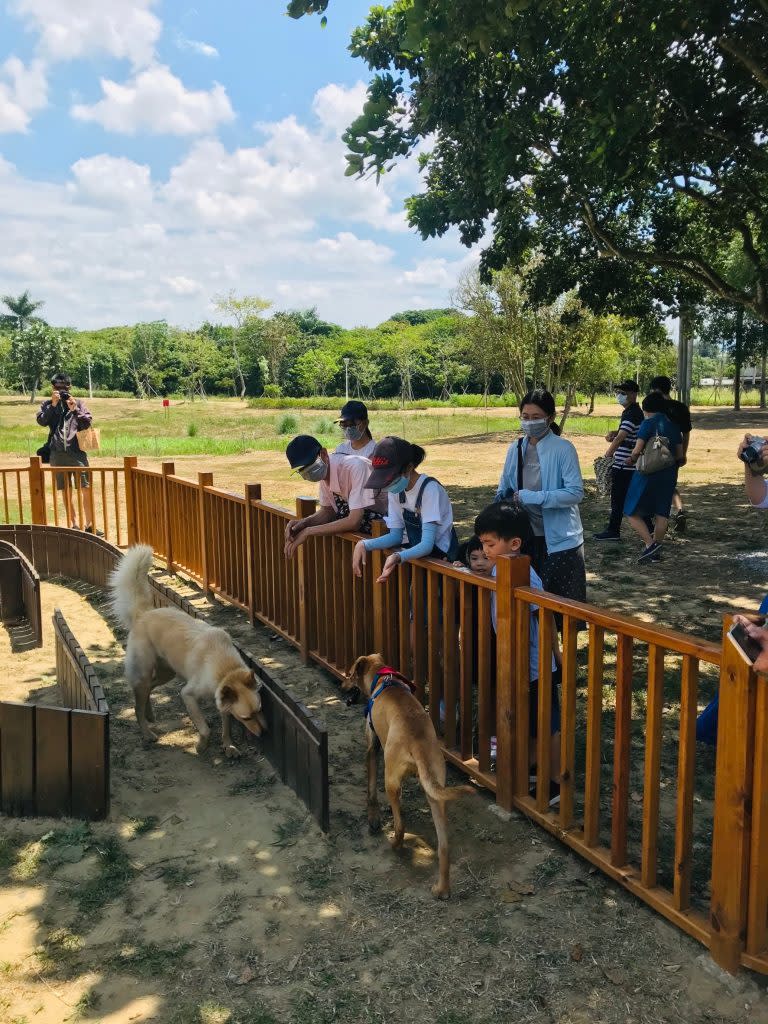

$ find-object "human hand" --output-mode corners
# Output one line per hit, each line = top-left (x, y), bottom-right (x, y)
(605, 430), (617, 442)
(376, 552), (401, 583)
(284, 530), (307, 559)
(285, 518), (301, 543)
(733, 615), (768, 673)
(352, 540), (367, 577)
(65, 395), (77, 412)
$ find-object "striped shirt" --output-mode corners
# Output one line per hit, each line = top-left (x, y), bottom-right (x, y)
(613, 403), (644, 470)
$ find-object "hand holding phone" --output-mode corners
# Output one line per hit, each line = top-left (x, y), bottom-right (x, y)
(729, 621), (766, 665)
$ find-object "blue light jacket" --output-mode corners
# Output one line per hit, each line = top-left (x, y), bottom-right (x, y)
(495, 431), (585, 553)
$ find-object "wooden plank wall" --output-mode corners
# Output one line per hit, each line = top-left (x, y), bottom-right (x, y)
(0, 538), (42, 647)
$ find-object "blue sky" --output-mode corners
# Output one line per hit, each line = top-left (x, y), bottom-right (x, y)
(0, 1), (474, 329)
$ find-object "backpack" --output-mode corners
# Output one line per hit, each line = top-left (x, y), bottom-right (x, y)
(637, 421), (674, 474)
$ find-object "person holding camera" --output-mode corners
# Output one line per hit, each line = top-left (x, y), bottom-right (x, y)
(739, 434), (768, 508)
(36, 372), (99, 533)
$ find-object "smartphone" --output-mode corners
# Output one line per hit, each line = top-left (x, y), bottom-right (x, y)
(728, 622), (763, 665)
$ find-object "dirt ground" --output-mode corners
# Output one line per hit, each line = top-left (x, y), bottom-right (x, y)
(1, 567), (768, 1024)
(1, 404), (768, 1023)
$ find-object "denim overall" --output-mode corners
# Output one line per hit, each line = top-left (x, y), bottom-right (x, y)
(400, 477), (459, 560)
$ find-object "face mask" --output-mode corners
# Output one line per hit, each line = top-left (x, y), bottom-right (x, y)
(343, 425), (365, 442)
(521, 418), (550, 439)
(616, 393), (629, 407)
(384, 475), (409, 495)
(299, 455), (326, 482)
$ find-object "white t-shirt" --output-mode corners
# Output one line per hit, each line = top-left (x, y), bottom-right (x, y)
(751, 477), (768, 510)
(385, 474), (454, 554)
(335, 437), (377, 459)
(318, 453), (386, 515)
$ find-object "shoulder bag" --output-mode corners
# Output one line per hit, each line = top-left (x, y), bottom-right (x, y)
(636, 424), (673, 475)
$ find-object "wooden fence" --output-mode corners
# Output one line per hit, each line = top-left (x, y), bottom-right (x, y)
(0, 538), (42, 647)
(0, 610), (109, 820)
(1, 458), (766, 974)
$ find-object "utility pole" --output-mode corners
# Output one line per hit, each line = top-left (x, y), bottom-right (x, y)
(677, 310), (693, 406)
(344, 357), (350, 400)
(87, 356), (93, 398)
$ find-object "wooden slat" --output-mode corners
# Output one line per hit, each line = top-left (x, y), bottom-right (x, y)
(514, 589), (530, 799)
(747, 672), (768, 955)
(584, 624), (605, 847)
(397, 561), (410, 675)
(641, 644), (665, 888)
(477, 588), (493, 774)
(442, 575), (458, 750)
(0, 702), (35, 815)
(427, 568), (441, 730)
(35, 706), (71, 817)
(412, 565), (426, 701)
(611, 634), (633, 867)
(70, 711), (109, 819)
(459, 580), (474, 760)
(559, 615), (578, 828)
(535, 608), (553, 814)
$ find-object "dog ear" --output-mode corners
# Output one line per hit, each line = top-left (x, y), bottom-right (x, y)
(245, 670), (260, 690)
(218, 684), (237, 709)
(346, 655), (370, 681)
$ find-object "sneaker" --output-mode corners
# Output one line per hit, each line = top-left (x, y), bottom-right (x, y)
(672, 511), (688, 535)
(593, 530), (621, 541)
(638, 542), (662, 564)
(85, 525), (105, 537)
(528, 778), (561, 807)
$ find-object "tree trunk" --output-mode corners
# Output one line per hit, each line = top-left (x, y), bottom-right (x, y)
(559, 382), (576, 432)
(30, 376), (38, 403)
(588, 389), (596, 415)
(232, 340), (246, 399)
(734, 306), (744, 412)
(677, 307), (694, 406)
(761, 324), (768, 410)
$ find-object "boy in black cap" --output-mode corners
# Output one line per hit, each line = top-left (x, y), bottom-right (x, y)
(283, 434), (385, 557)
(593, 380), (645, 541)
(335, 400), (376, 459)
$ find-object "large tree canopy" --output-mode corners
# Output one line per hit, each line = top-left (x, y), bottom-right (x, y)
(288, 1), (768, 321)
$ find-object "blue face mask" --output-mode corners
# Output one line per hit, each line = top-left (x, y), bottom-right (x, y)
(384, 475), (409, 494)
(520, 418), (550, 439)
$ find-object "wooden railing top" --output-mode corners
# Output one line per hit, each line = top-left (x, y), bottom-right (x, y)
(0, 537), (40, 582)
(513, 585), (722, 664)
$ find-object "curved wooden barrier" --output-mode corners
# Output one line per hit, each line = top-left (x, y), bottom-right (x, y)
(0, 538), (42, 648)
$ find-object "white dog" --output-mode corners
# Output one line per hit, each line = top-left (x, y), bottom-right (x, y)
(109, 545), (266, 757)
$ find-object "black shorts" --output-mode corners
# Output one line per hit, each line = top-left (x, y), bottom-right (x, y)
(50, 449), (90, 490)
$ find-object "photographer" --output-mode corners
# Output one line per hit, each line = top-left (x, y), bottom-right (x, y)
(738, 434), (768, 508)
(36, 372), (99, 532)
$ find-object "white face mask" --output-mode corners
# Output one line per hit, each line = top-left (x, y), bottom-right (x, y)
(299, 455), (326, 482)
(616, 393), (629, 407)
(521, 418), (550, 439)
(343, 425), (365, 442)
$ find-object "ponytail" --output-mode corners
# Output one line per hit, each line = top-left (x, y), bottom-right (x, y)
(409, 444), (426, 469)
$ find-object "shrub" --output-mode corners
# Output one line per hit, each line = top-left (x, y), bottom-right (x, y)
(187, 422), (198, 437)
(314, 417), (334, 434)
(263, 384), (283, 398)
(277, 414), (299, 435)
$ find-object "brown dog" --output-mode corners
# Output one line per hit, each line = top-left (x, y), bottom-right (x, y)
(344, 653), (473, 899)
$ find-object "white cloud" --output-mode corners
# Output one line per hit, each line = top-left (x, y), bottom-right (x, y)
(71, 65), (235, 135)
(176, 36), (219, 59)
(70, 154), (153, 206)
(10, 0), (161, 68)
(0, 82), (471, 328)
(311, 81), (367, 136)
(0, 56), (47, 132)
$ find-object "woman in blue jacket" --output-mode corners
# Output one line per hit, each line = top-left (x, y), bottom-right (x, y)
(496, 389), (586, 603)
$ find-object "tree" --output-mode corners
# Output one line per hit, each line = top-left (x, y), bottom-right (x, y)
(1, 290), (46, 332)
(129, 321), (171, 398)
(289, 1), (768, 323)
(213, 291), (271, 398)
(11, 322), (71, 402)
(294, 347), (340, 396)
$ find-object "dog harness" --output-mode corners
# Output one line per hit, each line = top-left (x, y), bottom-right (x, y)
(364, 666), (416, 737)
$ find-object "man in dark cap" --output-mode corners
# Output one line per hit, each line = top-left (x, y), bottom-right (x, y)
(283, 434), (385, 557)
(593, 380), (645, 541)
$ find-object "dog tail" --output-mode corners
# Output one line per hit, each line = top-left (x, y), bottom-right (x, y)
(108, 544), (155, 629)
(414, 752), (475, 803)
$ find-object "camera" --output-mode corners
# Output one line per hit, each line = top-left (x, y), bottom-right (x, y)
(57, 391), (71, 404)
(739, 436), (767, 466)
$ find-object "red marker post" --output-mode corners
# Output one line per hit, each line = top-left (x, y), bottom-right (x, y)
(162, 398), (170, 421)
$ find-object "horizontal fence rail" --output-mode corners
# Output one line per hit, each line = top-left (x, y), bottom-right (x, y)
(1, 458), (766, 974)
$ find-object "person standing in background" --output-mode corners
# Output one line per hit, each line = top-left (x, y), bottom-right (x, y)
(649, 375), (693, 533)
(334, 400), (376, 458)
(593, 381), (644, 542)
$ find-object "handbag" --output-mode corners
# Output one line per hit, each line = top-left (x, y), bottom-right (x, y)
(76, 426), (101, 451)
(36, 440), (51, 464)
(637, 426), (673, 474)
(593, 455), (613, 496)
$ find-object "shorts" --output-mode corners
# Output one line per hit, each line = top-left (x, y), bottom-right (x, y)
(529, 667), (562, 738)
(50, 448), (90, 490)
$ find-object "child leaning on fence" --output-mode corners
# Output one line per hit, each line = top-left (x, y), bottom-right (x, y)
(475, 501), (562, 808)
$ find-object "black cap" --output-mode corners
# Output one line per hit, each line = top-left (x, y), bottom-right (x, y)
(285, 435), (322, 471)
(335, 400), (368, 423)
(364, 436), (414, 490)
(616, 380), (639, 393)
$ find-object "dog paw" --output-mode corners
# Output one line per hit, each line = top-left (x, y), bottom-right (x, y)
(368, 817), (382, 835)
(223, 744), (241, 760)
(390, 832), (405, 850)
(431, 884), (450, 900)
(196, 734), (211, 754)
(141, 730), (159, 746)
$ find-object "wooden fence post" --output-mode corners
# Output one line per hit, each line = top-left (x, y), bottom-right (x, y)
(123, 456), (138, 545)
(296, 496), (317, 664)
(369, 519), (386, 656)
(28, 456), (46, 525)
(244, 484), (262, 626)
(495, 554), (532, 812)
(161, 461), (175, 572)
(709, 616), (757, 974)
(198, 472), (214, 595)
